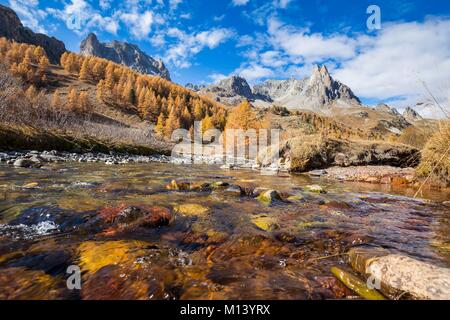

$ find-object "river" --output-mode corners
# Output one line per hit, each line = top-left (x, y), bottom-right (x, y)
(0, 162), (449, 299)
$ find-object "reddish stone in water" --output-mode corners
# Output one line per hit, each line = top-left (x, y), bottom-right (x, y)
(98, 204), (129, 224)
(97, 205), (174, 233)
(139, 206), (174, 228)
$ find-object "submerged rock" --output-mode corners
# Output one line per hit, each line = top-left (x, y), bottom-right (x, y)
(166, 179), (189, 190)
(251, 215), (280, 232)
(174, 203), (209, 217)
(222, 185), (244, 197)
(96, 205), (174, 233)
(257, 190), (283, 205)
(304, 185), (327, 194)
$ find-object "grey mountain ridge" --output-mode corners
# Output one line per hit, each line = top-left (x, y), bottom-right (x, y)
(200, 65), (362, 112)
(80, 33), (171, 80)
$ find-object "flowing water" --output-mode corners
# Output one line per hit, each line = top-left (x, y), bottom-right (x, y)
(0, 162), (449, 299)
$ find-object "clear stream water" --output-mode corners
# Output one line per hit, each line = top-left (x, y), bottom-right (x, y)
(0, 162), (449, 299)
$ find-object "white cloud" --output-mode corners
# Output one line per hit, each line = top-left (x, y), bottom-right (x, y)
(99, 0), (112, 10)
(260, 50), (287, 68)
(169, 0), (183, 9)
(46, 0), (119, 35)
(232, 0), (249, 6)
(180, 13), (191, 19)
(165, 27), (234, 68)
(209, 73), (228, 83)
(267, 17), (357, 62)
(213, 14), (225, 22)
(120, 10), (155, 39)
(195, 29), (234, 49)
(9, 0), (47, 33)
(234, 63), (274, 82)
(334, 18), (450, 116)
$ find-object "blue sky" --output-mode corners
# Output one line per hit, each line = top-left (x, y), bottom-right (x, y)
(2, 0), (450, 116)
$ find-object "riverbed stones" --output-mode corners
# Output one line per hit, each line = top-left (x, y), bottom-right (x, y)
(348, 246), (450, 300)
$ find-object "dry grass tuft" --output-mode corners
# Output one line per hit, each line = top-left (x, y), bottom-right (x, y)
(416, 121), (450, 186)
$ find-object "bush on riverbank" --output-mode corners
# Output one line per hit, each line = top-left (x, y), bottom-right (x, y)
(259, 135), (420, 172)
(416, 121), (450, 186)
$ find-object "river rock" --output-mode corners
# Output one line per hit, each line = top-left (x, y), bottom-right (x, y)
(304, 185), (327, 194)
(251, 215), (279, 232)
(13, 158), (36, 168)
(216, 185), (244, 197)
(166, 179), (191, 191)
(114, 206), (145, 224)
(210, 181), (229, 189)
(257, 189), (282, 205)
(139, 206), (174, 228)
(174, 203), (209, 216)
(348, 247), (450, 300)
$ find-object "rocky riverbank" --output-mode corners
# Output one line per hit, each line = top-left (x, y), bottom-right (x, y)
(0, 150), (170, 168)
(307, 166), (417, 185)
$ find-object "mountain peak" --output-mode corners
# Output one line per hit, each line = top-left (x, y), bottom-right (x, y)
(375, 103), (401, 116)
(202, 65), (361, 110)
(85, 33), (99, 43)
(403, 106), (423, 122)
(79, 34), (171, 80)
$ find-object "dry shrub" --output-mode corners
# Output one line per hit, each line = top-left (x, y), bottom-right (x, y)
(416, 121), (450, 186)
(396, 125), (435, 149)
(258, 134), (419, 172)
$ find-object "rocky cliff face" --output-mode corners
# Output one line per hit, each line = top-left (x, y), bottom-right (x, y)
(403, 106), (423, 123)
(185, 83), (206, 92)
(80, 33), (171, 80)
(0, 5), (66, 64)
(202, 65), (361, 110)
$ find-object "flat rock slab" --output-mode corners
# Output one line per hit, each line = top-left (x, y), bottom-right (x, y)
(348, 247), (450, 300)
(320, 166), (415, 185)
